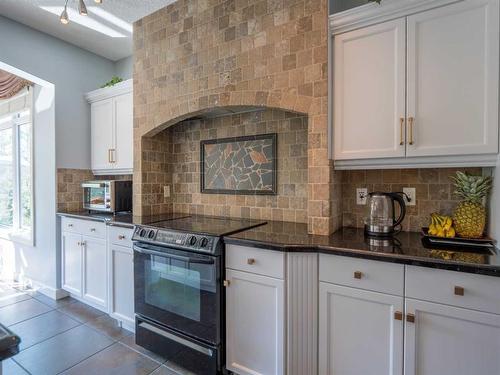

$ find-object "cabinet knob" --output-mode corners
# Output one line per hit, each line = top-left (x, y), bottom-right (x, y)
(118, 235), (126, 240)
(353, 271), (363, 279)
(394, 311), (403, 321)
(90, 228), (96, 232)
(77, 242), (81, 246)
(68, 224), (73, 228)
(454, 286), (465, 296)
(223, 280), (230, 287)
(247, 258), (255, 265)
(81, 241), (86, 247)
(406, 313), (415, 323)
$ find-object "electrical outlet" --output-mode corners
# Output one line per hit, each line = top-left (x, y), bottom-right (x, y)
(356, 188), (368, 205)
(403, 187), (416, 206)
(164, 185), (170, 198)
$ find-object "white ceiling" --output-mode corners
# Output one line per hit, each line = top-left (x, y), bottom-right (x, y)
(0, 0), (176, 61)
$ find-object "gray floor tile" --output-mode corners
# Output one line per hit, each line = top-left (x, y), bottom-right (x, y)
(85, 314), (133, 341)
(149, 365), (181, 375)
(57, 300), (105, 323)
(163, 361), (197, 375)
(60, 342), (161, 375)
(119, 334), (168, 364)
(31, 293), (78, 309)
(13, 324), (114, 375)
(9, 309), (81, 350)
(0, 298), (53, 326)
(0, 291), (31, 308)
(3, 359), (29, 375)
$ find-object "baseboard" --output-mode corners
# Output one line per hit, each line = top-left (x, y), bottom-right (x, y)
(13, 274), (69, 300)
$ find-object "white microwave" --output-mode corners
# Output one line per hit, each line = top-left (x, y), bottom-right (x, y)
(82, 180), (132, 213)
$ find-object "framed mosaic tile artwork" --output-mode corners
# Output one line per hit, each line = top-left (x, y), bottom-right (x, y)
(200, 133), (277, 195)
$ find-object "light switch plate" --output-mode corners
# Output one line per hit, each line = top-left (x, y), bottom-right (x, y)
(356, 188), (368, 205)
(403, 187), (416, 206)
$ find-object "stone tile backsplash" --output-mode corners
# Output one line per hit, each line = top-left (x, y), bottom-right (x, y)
(341, 167), (485, 232)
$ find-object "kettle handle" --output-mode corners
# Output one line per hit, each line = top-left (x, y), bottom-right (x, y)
(390, 192), (407, 227)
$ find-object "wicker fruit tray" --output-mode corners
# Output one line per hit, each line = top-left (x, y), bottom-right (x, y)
(421, 227), (496, 249)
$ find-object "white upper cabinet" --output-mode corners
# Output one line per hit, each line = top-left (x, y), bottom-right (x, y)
(86, 79), (133, 175)
(406, 0), (499, 157)
(334, 18), (406, 160)
(330, 0), (500, 169)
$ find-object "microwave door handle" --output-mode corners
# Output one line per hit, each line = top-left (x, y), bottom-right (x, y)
(82, 183), (106, 188)
(133, 245), (215, 264)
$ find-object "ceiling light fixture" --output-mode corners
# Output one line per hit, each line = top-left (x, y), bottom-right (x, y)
(78, 0), (88, 16)
(60, 0), (103, 25)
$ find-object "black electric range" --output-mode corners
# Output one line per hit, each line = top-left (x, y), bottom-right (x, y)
(132, 214), (266, 375)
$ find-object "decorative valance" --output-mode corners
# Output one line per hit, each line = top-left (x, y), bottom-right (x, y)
(0, 69), (32, 100)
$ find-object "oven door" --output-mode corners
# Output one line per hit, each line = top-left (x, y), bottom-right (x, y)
(82, 182), (111, 212)
(133, 242), (220, 345)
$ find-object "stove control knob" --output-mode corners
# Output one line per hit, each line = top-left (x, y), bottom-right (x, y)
(199, 237), (209, 248)
(148, 230), (155, 239)
(139, 229), (147, 237)
(189, 236), (197, 246)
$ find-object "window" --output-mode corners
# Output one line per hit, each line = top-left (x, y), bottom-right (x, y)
(0, 89), (33, 244)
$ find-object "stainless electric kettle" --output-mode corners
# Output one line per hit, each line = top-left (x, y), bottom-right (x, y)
(364, 192), (407, 237)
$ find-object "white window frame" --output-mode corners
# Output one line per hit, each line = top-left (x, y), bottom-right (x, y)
(0, 89), (34, 246)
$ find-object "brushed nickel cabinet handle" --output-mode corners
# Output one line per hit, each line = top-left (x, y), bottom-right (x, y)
(108, 149), (112, 163)
(111, 149), (116, 163)
(247, 258), (255, 265)
(394, 311), (403, 321)
(399, 117), (405, 146)
(353, 271), (363, 279)
(454, 286), (465, 296)
(223, 280), (230, 287)
(406, 313), (415, 323)
(408, 117), (415, 145)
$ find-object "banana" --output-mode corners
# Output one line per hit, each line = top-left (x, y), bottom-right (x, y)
(428, 213), (455, 238)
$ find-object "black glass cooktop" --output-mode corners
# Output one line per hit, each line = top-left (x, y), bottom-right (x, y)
(147, 214), (267, 237)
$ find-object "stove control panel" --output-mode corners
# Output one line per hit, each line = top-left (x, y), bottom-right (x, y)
(132, 226), (218, 254)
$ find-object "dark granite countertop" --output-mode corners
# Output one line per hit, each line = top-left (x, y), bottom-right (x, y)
(56, 211), (190, 228)
(224, 222), (500, 277)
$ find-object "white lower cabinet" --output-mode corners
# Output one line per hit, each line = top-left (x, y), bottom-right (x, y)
(108, 242), (135, 330)
(319, 282), (404, 375)
(225, 268), (285, 375)
(61, 232), (83, 296)
(82, 237), (107, 308)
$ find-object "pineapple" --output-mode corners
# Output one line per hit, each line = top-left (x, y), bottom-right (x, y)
(451, 172), (492, 239)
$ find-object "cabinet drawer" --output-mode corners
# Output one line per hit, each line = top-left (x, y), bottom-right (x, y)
(319, 254), (404, 296)
(226, 245), (285, 279)
(61, 217), (105, 239)
(406, 266), (500, 315)
(108, 225), (134, 248)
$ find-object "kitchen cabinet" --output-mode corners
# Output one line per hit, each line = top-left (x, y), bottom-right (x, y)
(86, 79), (133, 175)
(225, 245), (285, 375)
(107, 226), (135, 331)
(330, 0), (499, 169)
(319, 283), (404, 375)
(60, 217), (107, 312)
(404, 298), (500, 375)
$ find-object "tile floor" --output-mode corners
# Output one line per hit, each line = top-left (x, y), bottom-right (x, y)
(0, 282), (190, 375)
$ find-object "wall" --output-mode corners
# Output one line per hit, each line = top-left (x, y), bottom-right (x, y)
(114, 56), (133, 80)
(168, 109), (309, 222)
(134, 0), (336, 234)
(0, 15), (115, 169)
(341, 167), (485, 232)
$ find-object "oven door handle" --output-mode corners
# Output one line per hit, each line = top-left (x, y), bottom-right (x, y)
(133, 245), (215, 265)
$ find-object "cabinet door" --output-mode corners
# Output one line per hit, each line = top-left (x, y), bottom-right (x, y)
(226, 269), (285, 375)
(319, 282), (404, 375)
(334, 18), (406, 160)
(404, 298), (500, 375)
(109, 244), (134, 325)
(113, 92), (133, 172)
(91, 99), (114, 171)
(406, 0), (499, 157)
(61, 232), (82, 296)
(82, 237), (107, 309)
